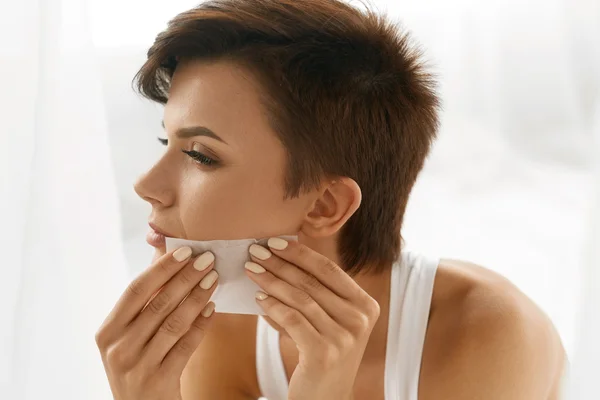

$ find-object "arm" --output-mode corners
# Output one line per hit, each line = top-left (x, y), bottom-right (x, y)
(419, 272), (565, 400)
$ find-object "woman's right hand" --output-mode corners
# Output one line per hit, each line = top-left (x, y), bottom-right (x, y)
(95, 246), (219, 400)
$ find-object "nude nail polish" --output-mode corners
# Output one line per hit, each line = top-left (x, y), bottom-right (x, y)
(194, 251), (215, 271)
(201, 302), (215, 317)
(199, 270), (219, 290)
(249, 244), (272, 260)
(245, 261), (266, 273)
(267, 237), (288, 250)
(173, 246), (192, 262)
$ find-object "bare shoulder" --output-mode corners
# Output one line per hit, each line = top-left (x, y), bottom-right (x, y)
(418, 259), (566, 400)
(181, 313), (260, 400)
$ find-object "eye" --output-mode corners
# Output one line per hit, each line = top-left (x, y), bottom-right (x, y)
(181, 149), (218, 166)
(157, 137), (218, 167)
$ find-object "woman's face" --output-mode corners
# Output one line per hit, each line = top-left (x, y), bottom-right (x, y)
(134, 59), (317, 259)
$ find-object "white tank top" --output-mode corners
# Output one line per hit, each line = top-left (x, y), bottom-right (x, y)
(255, 250), (439, 400)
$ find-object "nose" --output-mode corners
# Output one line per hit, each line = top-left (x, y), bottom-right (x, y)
(133, 164), (175, 207)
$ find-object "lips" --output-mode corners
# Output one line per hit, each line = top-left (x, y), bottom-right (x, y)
(147, 222), (174, 248)
(148, 222), (175, 237)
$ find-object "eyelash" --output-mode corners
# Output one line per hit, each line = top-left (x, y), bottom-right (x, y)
(158, 138), (218, 167)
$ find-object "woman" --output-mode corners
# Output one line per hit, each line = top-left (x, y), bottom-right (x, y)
(95, 0), (566, 399)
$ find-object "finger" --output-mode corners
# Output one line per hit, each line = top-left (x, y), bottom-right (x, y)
(248, 244), (358, 324)
(97, 246), (194, 344)
(161, 301), (216, 373)
(265, 238), (362, 300)
(144, 277), (218, 365)
(255, 292), (321, 350)
(244, 265), (342, 338)
(124, 252), (217, 350)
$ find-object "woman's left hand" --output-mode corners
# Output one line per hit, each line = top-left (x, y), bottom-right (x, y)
(245, 237), (381, 400)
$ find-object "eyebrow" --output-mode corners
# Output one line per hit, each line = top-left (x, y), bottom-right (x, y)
(161, 120), (228, 145)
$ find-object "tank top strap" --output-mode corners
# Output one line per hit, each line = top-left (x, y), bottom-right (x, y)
(256, 315), (289, 400)
(384, 251), (439, 400)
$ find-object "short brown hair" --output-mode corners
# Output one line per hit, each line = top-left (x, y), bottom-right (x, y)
(134, 0), (440, 276)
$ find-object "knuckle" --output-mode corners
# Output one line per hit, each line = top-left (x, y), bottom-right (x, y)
(187, 288), (208, 305)
(290, 288), (314, 306)
(94, 329), (108, 349)
(105, 346), (130, 370)
(147, 290), (171, 315)
(158, 258), (178, 274)
(126, 278), (146, 297)
(269, 258), (286, 273)
(369, 299), (381, 320)
(190, 317), (207, 333)
(160, 314), (186, 336)
(360, 296), (381, 321)
(122, 368), (146, 390)
(281, 308), (302, 326)
(298, 273), (322, 292)
(337, 331), (355, 350)
(320, 259), (340, 276)
(95, 316), (117, 349)
(174, 338), (195, 354)
(177, 269), (194, 286)
(296, 244), (311, 259)
(356, 312), (372, 331)
(349, 309), (373, 333)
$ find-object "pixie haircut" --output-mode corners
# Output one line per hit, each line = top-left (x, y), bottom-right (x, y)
(134, 0), (440, 276)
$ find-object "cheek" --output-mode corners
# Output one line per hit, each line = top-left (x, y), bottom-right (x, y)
(178, 173), (303, 240)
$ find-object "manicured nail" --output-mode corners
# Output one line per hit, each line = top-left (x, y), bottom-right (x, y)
(201, 302), (215, 317)
(255, 291), (269, 300)
(173, 246), (192, 262)
(245, 261), (266, 274)
(199, 270), (219, 289)
(249, 244), (272, 260)
(268, 237), (288, 250)
(194, 251), (215, 271)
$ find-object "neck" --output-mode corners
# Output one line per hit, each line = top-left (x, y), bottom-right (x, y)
(352, 266), (392, 362)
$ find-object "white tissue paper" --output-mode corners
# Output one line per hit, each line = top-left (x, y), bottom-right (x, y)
(165, 235), (298, 315)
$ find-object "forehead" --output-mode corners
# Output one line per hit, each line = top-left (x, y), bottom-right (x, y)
(164, 59), (278, 151)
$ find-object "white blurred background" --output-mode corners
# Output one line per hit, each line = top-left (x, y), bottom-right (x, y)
(1, 0), (598, 399)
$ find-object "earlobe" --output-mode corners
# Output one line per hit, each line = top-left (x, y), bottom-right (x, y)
(300, 177), (362, 238)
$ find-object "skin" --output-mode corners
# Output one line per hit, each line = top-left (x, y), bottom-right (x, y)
(125, 59), (567, 399)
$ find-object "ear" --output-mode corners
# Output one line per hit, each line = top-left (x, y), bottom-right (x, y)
(300, 177), (362, 238)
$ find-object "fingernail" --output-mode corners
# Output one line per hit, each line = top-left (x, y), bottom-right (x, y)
(249, 244), (272, 260)
(194, 251), (215, 271)
(268, 237), (288, 250)
(255, 291), (269, 300)
(173, 246), (192, 262)
(201, 302), (215, 317)
(245, 261), (266, 274)
(199, 270), (219, 290)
